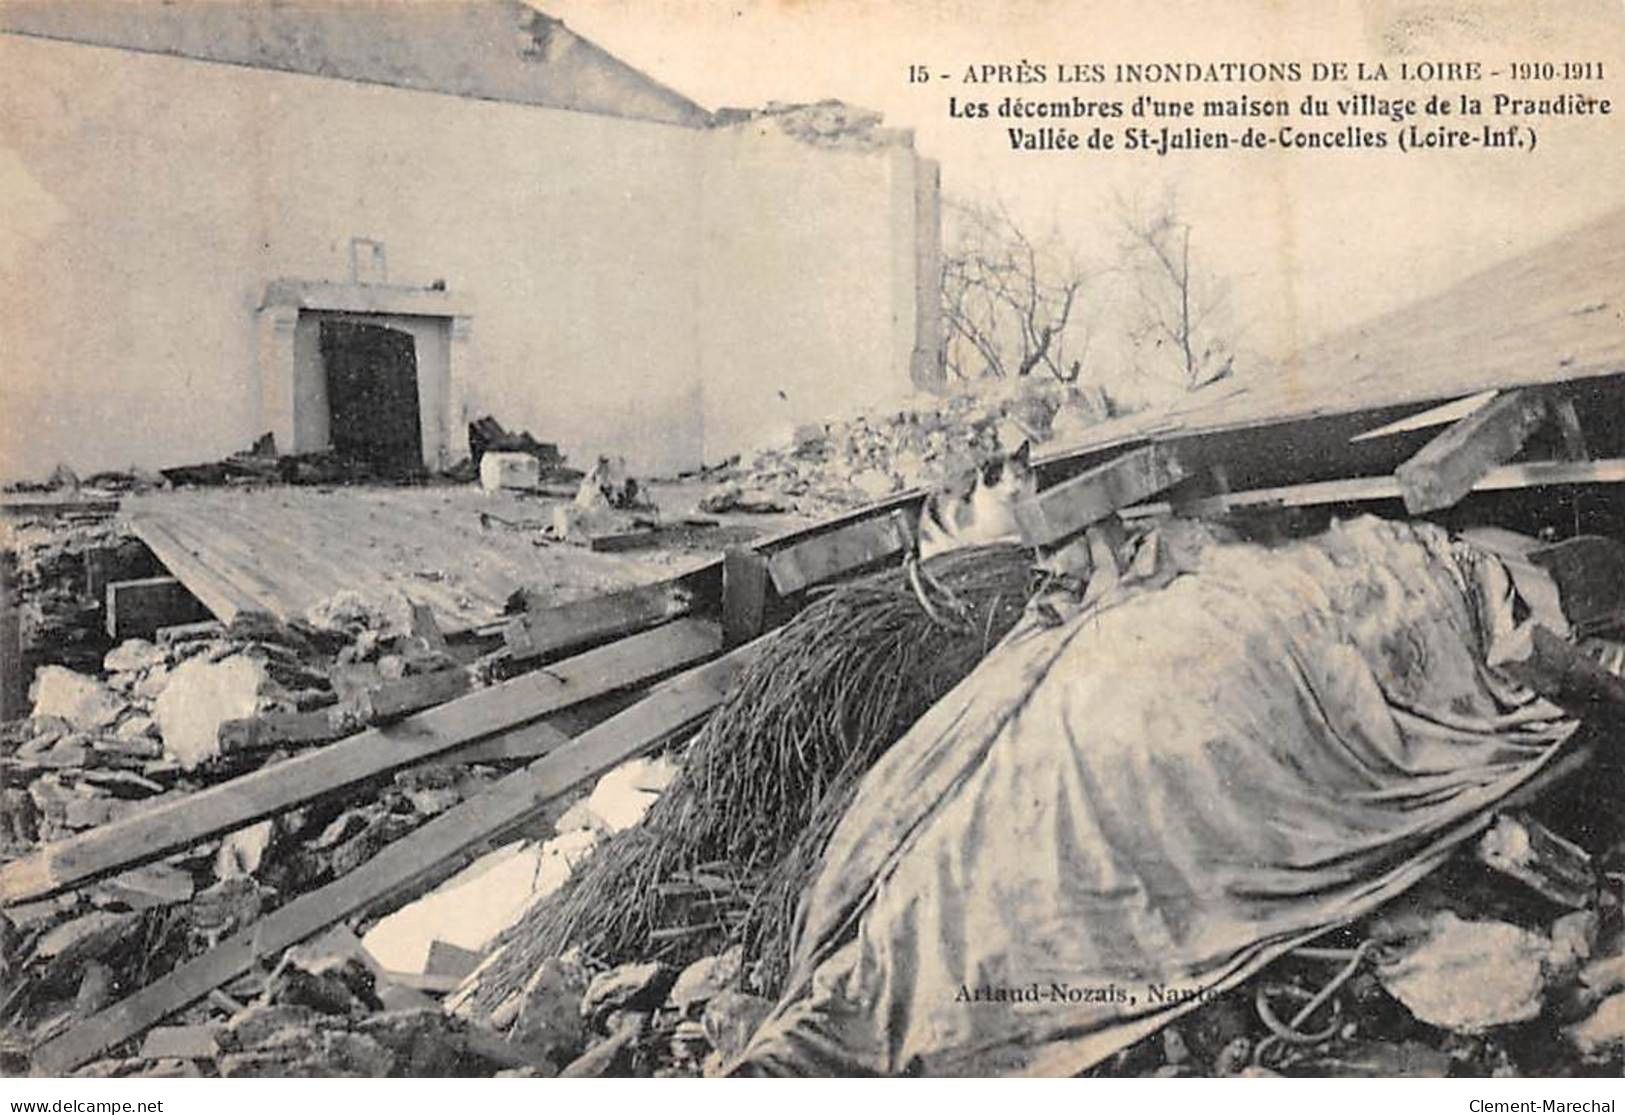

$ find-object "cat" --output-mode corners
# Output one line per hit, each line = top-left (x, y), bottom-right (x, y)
(915, 439), (1035, 561)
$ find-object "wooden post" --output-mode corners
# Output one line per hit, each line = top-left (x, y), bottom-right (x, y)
(722, 547), (771, 646)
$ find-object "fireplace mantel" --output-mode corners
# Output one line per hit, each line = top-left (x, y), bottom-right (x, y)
(256, 279), (474, 468)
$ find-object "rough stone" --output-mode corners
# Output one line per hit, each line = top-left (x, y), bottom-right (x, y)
(511, 956), (588, 1065)
(1377, 912), (1550, 1032)
(700, 990), (773, 1075)
(668, 945), (744, 1016)
(216, 820), (275, 879)
(581, 962), (671, 1027)
(103, 639), (167, 674)
(154, 654), (271, 769)
(31, 667), (124, 730)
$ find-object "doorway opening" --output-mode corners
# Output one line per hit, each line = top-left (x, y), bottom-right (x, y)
(318, 319), (424, 475)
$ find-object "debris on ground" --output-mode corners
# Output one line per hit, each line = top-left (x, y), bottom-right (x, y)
(694, 378), (1098, 517)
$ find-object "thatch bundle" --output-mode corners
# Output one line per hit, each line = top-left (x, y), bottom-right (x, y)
(477, 543), (1036, 1010)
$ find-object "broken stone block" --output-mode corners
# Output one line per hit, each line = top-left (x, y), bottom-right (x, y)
(31, 667), (124, 731)
(268, 955), (381, 1017)
(153, 654), (271, 769)
(1, 786), (41, 848)
(511, 957), (588, 1065)
(700, 990), (773, 1074)
(1549, 910), (1600, 975)
(216, 820), (274, 880)
(74, 960), (116, 1016)
(668, 945), (744, 1017)
(220, 1026), (396, 1078)
(1377, 911), (1550, 1032)
(94, 861), (195, 910)
(560, 1011), (644, 1078)
(580, 962), (672, 1028)
(222, 1002), (325, 1050)
(189, 876), (267, 945)
(114, 713), (159, 741)
(103, 639), (167, 674)
(479, 451), (541, 493)
(30, 910), (142, 971)
(1567, 991), (1625, 1057)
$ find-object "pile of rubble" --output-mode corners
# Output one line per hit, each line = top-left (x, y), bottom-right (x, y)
(0, 578), (512, 1071)
(695, 378), (1105, 517)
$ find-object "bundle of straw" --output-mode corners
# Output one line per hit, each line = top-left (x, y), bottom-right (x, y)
(475, 543), (1035, 1012)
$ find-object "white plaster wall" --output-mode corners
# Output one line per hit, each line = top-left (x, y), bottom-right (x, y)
(696, 128), (921, 463)
(0, 35), (926, 482)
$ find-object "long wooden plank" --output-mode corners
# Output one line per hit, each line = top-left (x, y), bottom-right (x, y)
(0, 498), (120, 517)
(1348, 389), (1499, 442)
(1121, 457), (1625, 520)
(1013, 443), (1188, 546)
(1395, 388), (1551, 513)
(32, 636), (765, 1074)
(504, 579), (693, 663)
(0, 618), (723, 905)
(766, 511), (911, 595)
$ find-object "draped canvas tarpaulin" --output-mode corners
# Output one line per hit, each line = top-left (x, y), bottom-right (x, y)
(732, 517), (1581, 1077)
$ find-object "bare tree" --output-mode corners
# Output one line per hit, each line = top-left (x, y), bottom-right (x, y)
(941, 200), (1092, 383)
(1117, 191), (1234, 391)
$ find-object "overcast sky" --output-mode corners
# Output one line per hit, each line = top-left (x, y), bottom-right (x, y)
(542, 0), (1625, 372)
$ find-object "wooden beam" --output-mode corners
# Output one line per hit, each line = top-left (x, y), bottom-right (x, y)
(587, 528), (662, 553)
(105, 576), (211, 641)
(1394, 388), (1550, 513)
(31, 635), (765, 1074)
(1121, 457), (1625, 520)
(0, 619), (723, 905)
(504, 580), (692, 664)
(722, 547), (771, 644)
(1013, 444), (1188, 547)
(765, 511), (912, 595)
(0, 498), (120, 518)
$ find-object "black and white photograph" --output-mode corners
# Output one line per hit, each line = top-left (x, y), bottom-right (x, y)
(3, 0), (1625, 1096)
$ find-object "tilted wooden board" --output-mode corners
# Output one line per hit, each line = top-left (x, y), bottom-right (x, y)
(0, 619), (723, 905)
(504, 579), (693, 663)
(31, 636), (765, 1074)
(1394, 387), (1551, 513)
(765, 512), (913, 595)
(1013, 443), (1188, 546)
(1121, 458), (1625, 520)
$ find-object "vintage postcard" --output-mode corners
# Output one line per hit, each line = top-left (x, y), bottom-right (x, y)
(2, 0), (1625, 1094)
